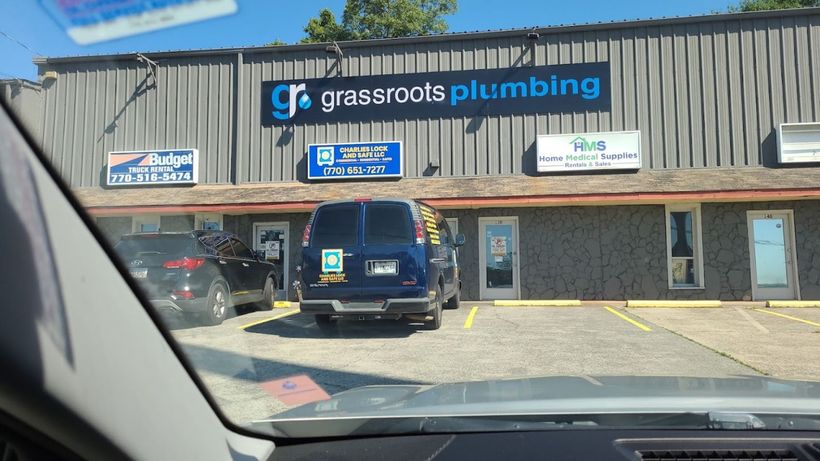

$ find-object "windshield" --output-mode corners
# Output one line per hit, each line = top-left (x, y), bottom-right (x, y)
(3, 0), (820, 440)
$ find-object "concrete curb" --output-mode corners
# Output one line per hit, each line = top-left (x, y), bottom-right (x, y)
(273, 301), (292, 308)
(494, 300), (581, 306)
(626, 300), (722, 308)
(766, 300), (820, 308)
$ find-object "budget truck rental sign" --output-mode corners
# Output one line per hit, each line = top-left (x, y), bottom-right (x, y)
(536, 131), (641, 173)
(107, 149), (198, 186)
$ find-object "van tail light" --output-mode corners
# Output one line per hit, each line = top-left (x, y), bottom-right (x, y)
(302, 224), (311, 247)
(173, 290), (195, 299)
(414, 220), (426, 244)
(163, 257), (205, 271)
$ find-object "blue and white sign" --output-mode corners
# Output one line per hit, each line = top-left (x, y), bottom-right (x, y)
(107, 149), (198, 186)
(307, 141), (403, 180)
(41, 0), (238, 45)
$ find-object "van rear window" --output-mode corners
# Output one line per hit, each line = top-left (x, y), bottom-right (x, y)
(364, 203), (412, 245)
(311, 205), (359, 247)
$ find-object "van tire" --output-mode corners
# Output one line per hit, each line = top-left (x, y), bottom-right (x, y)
(424, 287), (443, 330)
(315, 314), (335, 325)
(444, 286), (460, 310)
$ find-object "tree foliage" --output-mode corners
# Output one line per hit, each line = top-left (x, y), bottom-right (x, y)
(729, 0), (818, 11)
(266, 39), (288, 46)
(302, 0), (457, 43)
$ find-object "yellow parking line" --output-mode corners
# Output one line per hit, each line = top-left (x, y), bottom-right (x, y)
(753, 309), (820, 327)
(463, 306), (479, 329)
(238, 310), (300, 330)
(494, 300), (581, 307)
(604, 306), (652, 332)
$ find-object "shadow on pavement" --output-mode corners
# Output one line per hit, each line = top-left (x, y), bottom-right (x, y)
(180, 343), (423, 395)
(160, 305), (259, 331)
(244, 314), (423, 339)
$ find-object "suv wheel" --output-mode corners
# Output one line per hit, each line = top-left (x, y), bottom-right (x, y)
(424, 286), (443, 330)
(444, 285), (460, 310)
(202, 282), (229, 326)
(256, 277), (276, 311)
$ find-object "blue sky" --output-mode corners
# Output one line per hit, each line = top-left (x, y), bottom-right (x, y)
(1, 0), (729, 81)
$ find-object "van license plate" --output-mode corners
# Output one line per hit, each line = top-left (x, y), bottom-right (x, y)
(130, 269), (148, 279)
(372, 261), (397, 275)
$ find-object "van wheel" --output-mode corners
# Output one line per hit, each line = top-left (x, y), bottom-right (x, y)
(424, 287), (443, 330)
(315, 314), (335, 325)
(202, 282), (230, 326)
(444, 286), (460, 310)
(315, 314), (337, 330)
(256, 277), (276, 311)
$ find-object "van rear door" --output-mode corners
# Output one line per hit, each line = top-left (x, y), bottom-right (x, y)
(361, 201), (427, 300)
(302, 203), (363, 300)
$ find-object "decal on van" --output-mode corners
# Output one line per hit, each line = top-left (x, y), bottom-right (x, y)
(321, 249), (344, 273)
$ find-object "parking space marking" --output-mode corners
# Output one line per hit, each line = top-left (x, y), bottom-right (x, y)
(238, 310), (300, 330)
(463, 306), (479, 329)
(604, 306), (652, 332)
(734, 307), (769, 333)
(753, 309), (820, 328)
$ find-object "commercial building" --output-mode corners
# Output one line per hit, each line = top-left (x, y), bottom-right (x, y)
(8, 8), (820, 301)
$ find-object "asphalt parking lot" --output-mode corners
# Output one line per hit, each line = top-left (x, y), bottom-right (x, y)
(167, 302), (820, 425)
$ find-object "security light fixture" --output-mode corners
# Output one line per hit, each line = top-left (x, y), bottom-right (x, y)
(325, 41), (344, 76)
(136, 53), (159, 83)
(527, 30), (539, 67)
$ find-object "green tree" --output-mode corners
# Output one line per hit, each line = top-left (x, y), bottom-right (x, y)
(302, 0), (457, 43)
(729, 0), (818, 11)
(266, 39), (288, 46)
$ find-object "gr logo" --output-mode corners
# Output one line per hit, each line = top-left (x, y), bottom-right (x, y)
(271, 82), (312, 120)
(316, 146), (334, 166)
(321, 249), (343, 273)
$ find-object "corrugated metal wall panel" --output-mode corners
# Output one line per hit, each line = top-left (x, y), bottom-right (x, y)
(0, 81), (43, 147)
(34, 13), (820, 188)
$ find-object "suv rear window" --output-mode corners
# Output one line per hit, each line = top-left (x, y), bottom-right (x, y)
(364, 203), (412, 245)
(311, 204), (360, 247)
(114, 235), (194, 259)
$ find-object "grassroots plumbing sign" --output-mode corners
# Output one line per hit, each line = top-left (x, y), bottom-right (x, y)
(261, 62), (610, 125)
(536, 131), (641, 172)
(107, 149), (198, 186)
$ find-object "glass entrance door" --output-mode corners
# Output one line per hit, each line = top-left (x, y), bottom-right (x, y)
(479, 217), (519, 300)
(747, 211), (798, 300)
(253, 222), (289, 299)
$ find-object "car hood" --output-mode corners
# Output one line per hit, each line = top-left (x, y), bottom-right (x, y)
(252, 375), (820, 437)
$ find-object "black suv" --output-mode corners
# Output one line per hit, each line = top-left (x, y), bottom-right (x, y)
(114, 230), (278, 325)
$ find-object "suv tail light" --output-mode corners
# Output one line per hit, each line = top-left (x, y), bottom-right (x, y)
(414, 220), (426, 244)
(172, 290), (195, 299)
(302, 224), (311, 247)
(163, 257), (205, 271)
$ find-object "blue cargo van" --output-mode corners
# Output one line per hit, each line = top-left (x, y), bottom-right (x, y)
(298, 198), (465, 330)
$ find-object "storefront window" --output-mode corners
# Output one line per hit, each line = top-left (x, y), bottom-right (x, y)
(132, 215), (160, 233)
(195, 213), (223, 230)
(666, 205), (703, 288)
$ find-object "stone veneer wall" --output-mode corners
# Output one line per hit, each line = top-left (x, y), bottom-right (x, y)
(446, 201), (820, 301)
(94, 200), (819, 301)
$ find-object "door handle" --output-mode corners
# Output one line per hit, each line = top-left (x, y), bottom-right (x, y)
(430, 258), (446, 263)
(218, 259), (227, 265)
(242, 262), (250, 267)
